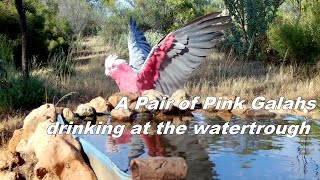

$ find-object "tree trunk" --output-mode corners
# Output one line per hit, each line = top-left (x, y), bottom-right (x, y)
(15, 0), (29, 78)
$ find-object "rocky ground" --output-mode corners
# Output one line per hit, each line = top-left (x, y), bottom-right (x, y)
(0, 89), (318, 180)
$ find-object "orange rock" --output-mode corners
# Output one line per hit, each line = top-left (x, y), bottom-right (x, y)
(8, 129), (23, 153)
(75, 104), (96, 117)
(34, 134), (96, 180)
(88, 96), (113, 112)
(0, 151), (24, 171)
(110, 108), (133, 121)
(217, 111), (233, 121)
(142, 90), (165, 101)
(62, 108), (76, 122)
(269, 109), (308, 117)
(215, 93), (236, 101)
(26, 120), (56, 158)
(0, 171), (22, 180)
(169, 89), (191, 108)
(129, 101), (148, 113)
(231, 104), (250, 116)
(245, 109), (276, 118)
(22, 104), (56, 140)
(108, 92), (138, 107)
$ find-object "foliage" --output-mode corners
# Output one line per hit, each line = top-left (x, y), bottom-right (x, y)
(0, 0), (73, 64)
(0, 65), (55, 113)
(144, 30), (164, 46)
(99, 0), (223, 54)
(0, 35), (16, 63)
(223, 0), (284, 60)
(267, 0), (320, 64)
(268, 22), (319, 64)
(48, 49), (75, 78)
(166, 0), (220, 31)
(56, 0), (101, 35)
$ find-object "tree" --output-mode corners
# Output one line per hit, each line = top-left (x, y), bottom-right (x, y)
(14, 0), (29, 77)
(224, 0), (284, 60)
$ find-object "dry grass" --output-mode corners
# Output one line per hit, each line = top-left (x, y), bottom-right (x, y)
(0, 115), (23, 148)
(186, 51), (320, 101)
(37, 57), (119, 108)
(31, 37), (320, 108)
(1, 36), (320, 147)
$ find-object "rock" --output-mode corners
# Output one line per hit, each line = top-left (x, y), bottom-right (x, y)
(42, 173), (60, 180)
(34, 134), (96, 180)
(96, 115), (109, 124)
(15, 140), (28, 153)
(0, 151), (24, 171)
(22, 104), (56, 140)
(17, 151), (39, 179)
(269, 109), (308, 117)
(245, 109), (276, 118)
(26, 120), (56, 158)
(129, 101), (148, 113)
(0, 171), (22, 180)
(217, 93), (237, 110)
(108, 92), (138, 108)
(111, 108), (133, 121)
(142, 90), (165, 101)
(231, 104), (250, 116)
(62, 108), (77, 123)
(215, 93), (236, 101)
(8, 129), (23, 153)
(63, 108), (75, 119)
(204, 94), (236, 111)
(75, 104), (96, 117)
(88, 96), (113, 112)
(169, 89), (190, 108)
(217, 111), (233, 121)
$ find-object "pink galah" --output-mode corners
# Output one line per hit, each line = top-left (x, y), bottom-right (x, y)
(105, 12), (233, 95)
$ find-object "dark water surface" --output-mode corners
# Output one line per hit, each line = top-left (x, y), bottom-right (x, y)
(80, 114), (320, 180)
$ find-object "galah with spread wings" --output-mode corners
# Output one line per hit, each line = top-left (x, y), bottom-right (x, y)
(105, 12), (233, 95)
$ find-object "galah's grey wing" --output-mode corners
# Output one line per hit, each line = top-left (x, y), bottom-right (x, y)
(128, 18), (152, 74)
(136, 12), (233, 95)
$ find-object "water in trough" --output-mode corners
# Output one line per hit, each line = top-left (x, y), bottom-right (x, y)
(78, 113), (320, 180)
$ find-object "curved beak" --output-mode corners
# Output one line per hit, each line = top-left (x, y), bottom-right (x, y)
(105, 68), (111, 76)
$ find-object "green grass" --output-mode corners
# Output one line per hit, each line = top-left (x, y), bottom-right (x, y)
(0, 65), (56, 113)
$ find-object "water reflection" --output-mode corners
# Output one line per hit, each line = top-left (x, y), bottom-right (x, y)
(80, 113), (320, 180)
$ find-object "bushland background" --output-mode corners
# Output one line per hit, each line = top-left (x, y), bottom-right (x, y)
(0, 0), (320, 145)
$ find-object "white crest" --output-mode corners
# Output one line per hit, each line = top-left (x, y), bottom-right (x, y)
(104, 54), (127, 76)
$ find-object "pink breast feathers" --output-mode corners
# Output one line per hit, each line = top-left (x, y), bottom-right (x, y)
(110, 64), (139, 93)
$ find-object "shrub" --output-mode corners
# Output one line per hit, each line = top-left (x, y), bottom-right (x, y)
(99, 0), (220, 48)
(267, 1), (320, 64)
(0, 0), (73, 64)
(48, 49), (75, 80)
(144, 31), (164, 46)
(0, 35), (15, 63)
(223, 0), (284, 60)
(0, 71), (56, 113)
(268, 22), (319, 64)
